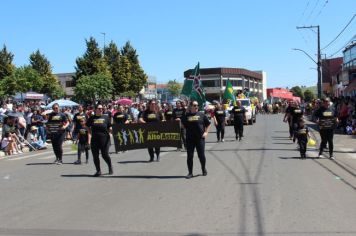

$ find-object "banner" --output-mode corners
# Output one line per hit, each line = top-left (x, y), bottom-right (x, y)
(113, 121), (182, 152)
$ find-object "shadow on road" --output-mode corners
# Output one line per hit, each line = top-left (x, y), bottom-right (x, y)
(26, 162), (73, 165)
(118, 160), (151, 164)
(61, 174), (187, 179)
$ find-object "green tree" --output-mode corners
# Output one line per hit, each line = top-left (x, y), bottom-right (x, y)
(290, 86), (304, 99)
(167, 79), (182, 97)
(104, 41), (129, 97)
(0, 66), (43, 96)
(121, 41), (147, 93)
(75, 37), (109, 82)
(29, 50), (61, 97)
(303, 89), (315, 102)
(0, 45), (15, 81)
(74, 73), (113, 103)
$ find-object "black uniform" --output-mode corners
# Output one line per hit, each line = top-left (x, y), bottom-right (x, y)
(141, 110), (164, 161)
(315, 107), (337, 157)
(87, 114), (113, 175)
(73, 112), (88, 140)
(113, 111), (128, 124)
(285, 106), (294, 138)
(173, 107), (187, 149)
(47, 112), (68, 163)
(214, 108), (226, 141)
(181, 111), (210, 176)
(77, 127), (90, 163)
(296, 125), (309, 159)
(290, 107), (304, 142)
(231, 106), (246, 140)
(164, 110), (173, 121)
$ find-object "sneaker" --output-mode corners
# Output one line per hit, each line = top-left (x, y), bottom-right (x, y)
(186, 173), (193, 179)
(235, 135), (238, 140)
(156, 156), (160, 162)
(13, 151), (18, 155)
(74, 160), (81, 165)
(221, 139), (225, 142)
(56, 161), (62, 165)
(239, 138), (242, 141)
(329, 155), (335, 160)
(317, 154), (323, 159)
(202, 170), (208, 176)
(18, 150), (23, 154)
(54, 159), (59, 164)
(93, 171), (101, 177)
(217, 140), (220, 143)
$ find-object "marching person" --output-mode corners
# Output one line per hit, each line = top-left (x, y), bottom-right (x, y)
(181, 100), (211, 179)
(164, 104), (174, 121)
(213, 103), (226, 142)
(87, 104), (113, 176)
(139, 99), (164, 162)
(74, 119), (91, 165)
(295, 119), (310, 159)
(283, 101), (295, 140)
(315, 98), (338, 160)
(46, 103), (69, 165)
(290, 102), (304, 143)
(173, 100), (187, 151)
(231, 100), (247, 141)
(72, 105), (88, 141)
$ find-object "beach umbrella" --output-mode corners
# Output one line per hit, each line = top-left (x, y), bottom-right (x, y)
(46, 99), (79, 109)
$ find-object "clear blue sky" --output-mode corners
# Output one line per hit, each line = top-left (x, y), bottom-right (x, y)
(1, 0), (355, 88)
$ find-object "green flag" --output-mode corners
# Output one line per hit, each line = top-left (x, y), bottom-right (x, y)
(223, 79), (236, 102)
(181, 63), (199, 96)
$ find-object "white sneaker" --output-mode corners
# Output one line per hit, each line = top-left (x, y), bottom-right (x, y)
(329, 155), (335, 160)
(18, 150), (23, 154)
(221, 139), (225, 142)
(318, 154), (323, 159)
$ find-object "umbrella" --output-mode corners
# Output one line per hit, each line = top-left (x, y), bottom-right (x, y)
(46, 99), (79, 109)
(6, 112), (23, 118)
(41, 109), (53, 115)
(115, 98), (133, 106)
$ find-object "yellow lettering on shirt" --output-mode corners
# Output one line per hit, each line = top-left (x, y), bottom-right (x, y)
(235, 109), (241, 112)
(94, 119), (105, 124)
(51, 116), (61, 121)
(295, 110), (301, 113)
(323, 112), (332, 117)
(79, 129), (86, 135)
(188, 116), (200, 122)
(217, 111), (224, 114)
(116, 115), (124, 118)
(148, 114), (157, 119)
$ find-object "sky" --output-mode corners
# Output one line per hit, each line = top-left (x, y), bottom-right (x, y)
(0, 0), (355, 88)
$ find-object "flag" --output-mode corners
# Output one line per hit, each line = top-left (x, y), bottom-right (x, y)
(223, 79), (236, 102)
(181, 62), (206, 109)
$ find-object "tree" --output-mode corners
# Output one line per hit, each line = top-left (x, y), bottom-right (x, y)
(75, 37), (109, 82)
(0, 66), (43, 96)
(304, 89), (315, 102)
(121, 41), (147, 93)
(0, 45), (15, 81)
(290, 86), (304, 99)
(29, 50), (61, 97)
(74, 73), (113, 103)
(167, 79), (182, 97)
(104, 41), (129, 97)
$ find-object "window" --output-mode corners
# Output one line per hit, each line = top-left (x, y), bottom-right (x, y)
(66, 80), (75, 87)
(201, 80), (220, 87)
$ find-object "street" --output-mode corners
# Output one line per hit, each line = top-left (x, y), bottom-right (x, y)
(0, 114), (356, 236)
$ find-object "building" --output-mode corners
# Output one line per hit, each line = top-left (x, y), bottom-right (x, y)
(183, 67), (267, 101)
(321, 57), (343, 96)
(55, 73), (75, 97)
(143, 76), (157, 99)
(342, 40), (356, 96)
(266, 88), (301, 103)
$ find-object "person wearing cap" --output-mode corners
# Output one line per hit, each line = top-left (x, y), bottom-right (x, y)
(29, 126), (46, 150)
(181, 100), (211, 179)
(46, 103), (69, 164)
(87, 104), (113, 176)
(315, 98), (338, 160)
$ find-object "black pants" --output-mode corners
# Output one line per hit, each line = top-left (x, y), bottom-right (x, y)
(51, 132), (65, 161)
(319, 129), (334, 155)
(234, 121), (243, 138)
(180, 128), (187, 149)
(288, 120), (293, 137)
(216, 123), (225, 141)
(77, 143), (89, 161)
(186, 138), (206, 174)
(298, 136), (307, 157)
(91, 135), (112, 172)
(148, 147), (160, 161)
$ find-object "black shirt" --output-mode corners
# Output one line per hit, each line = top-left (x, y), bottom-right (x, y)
(315, 107), (337, 130)
(296, 126), (309, 139)
(113, 111), (128, 124)
(181, 112), (210, 140)
(231, 106), (246, 122)
(172, 108), (186, 119)
(78, 127), (89, 144)
(87, 114), (111, 137)
(164, 110), (173, 121)
(291, 107), (303, 123)
(47, 112), (68, 134)
(141, 110), (163, 123)
(73, 112), (88, 131)
(214, 109), (226, 124)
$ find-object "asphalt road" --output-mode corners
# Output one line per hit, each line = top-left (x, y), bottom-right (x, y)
(0, 114), (356, 236)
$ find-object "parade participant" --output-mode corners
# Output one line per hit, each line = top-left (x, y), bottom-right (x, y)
(164, 104), (174, 121)
(113, 105), (129, 125)
(73, 105), (88, 141)
(283, 101), (295, 139)
(231, 100), (247, 141)
(295, 119), (310, 159)
(87, 104), (113, 176)
(290, 102), (304, 143)
(213, 103), (226, 142)
(315, 98), (338, 160)
(74, 119), (91, 164)
(46, 103), (69, 165)
(173, 100), (187, 151)
(181, 100), (211, 179)
(139, 99), (163, 162)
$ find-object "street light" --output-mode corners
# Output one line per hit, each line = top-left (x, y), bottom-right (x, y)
(292, 48), (322, 98)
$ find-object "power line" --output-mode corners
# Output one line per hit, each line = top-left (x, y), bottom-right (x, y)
(305, 0), (321, 24)
(322, 13), (356, 50)
(298, 0), (311, 25)
(328, 34), (356, 58)
(312, 0), (329, 23)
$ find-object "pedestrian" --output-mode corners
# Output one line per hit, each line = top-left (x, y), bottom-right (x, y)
(283, 101), (295, 140)
(74, 119), (91, 165)
(72, 105), (88, 141)
(315, 98), (338, 160)
(46, 103), (69, 164)
(173, 100), (187, 151)
(181, 100), (211, 179)
(86, 104), (113, 176)
(138, 99), (163, 162)
(295, 119), (309, 159)
(213, 103), (226, 142)
(290, 103), (304, 143)
(231, 100), (247, 141)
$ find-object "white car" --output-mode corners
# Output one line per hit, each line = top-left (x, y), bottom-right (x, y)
(228, 99), (256, 125)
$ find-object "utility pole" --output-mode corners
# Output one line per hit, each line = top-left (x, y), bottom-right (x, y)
(296, 25), (322, 98)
